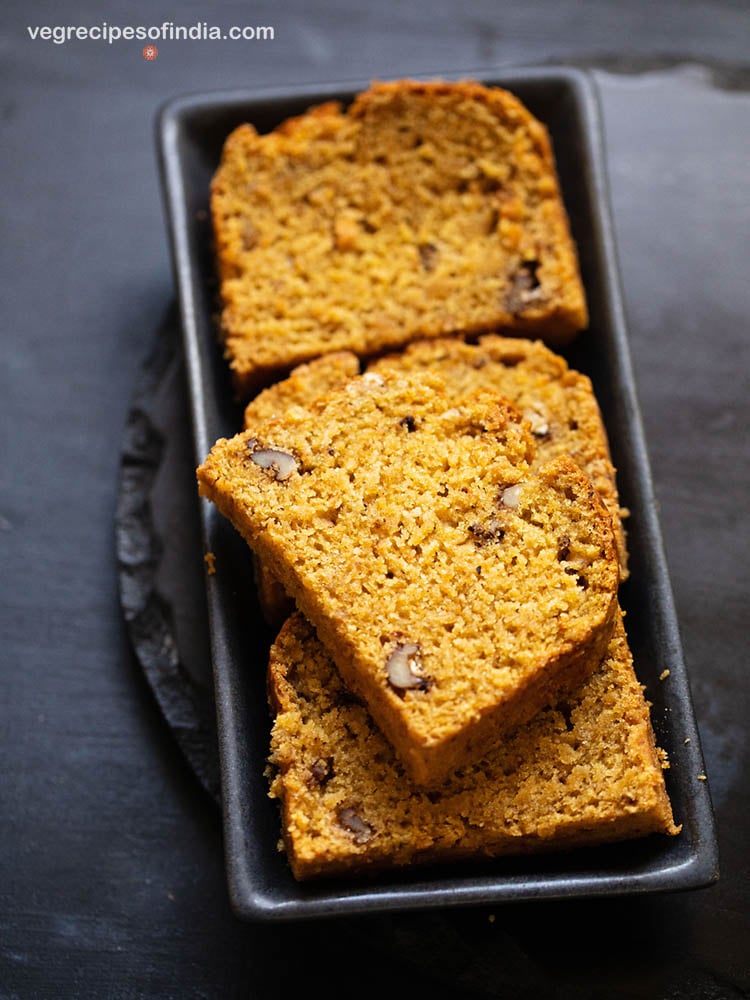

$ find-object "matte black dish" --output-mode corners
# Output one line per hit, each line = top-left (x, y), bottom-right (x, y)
(155, 67), (718, 920)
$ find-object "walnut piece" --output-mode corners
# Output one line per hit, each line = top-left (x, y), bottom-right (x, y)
(386, 641), (428, 691)
(468, 518), (505, 544)
(247, 439), (297, 481)
(309, 757), (334, 787)
(337, 806), (374, 843)
(522, 407), (550, 439)
(500, 484), (522, 508)
(418, 242), (439, 272)
(506, 259), (542, 313)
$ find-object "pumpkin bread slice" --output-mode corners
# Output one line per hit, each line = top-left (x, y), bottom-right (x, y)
(199, 371), (619, 784)
(243, 336), (628, 626)
(212, 79), (587, 397)
(267, 609), (678, 880)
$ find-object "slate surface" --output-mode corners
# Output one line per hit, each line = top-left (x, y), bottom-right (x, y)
(2, 0), (749, 996)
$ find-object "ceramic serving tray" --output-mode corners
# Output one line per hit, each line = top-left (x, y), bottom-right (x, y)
(156, 67), (718, 920)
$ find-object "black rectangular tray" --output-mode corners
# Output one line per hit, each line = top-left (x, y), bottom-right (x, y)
(156, 67), (718, 920)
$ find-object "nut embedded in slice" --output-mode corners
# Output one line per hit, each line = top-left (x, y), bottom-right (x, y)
(386, 642), (429, 692)
(247, 440), (298, 481)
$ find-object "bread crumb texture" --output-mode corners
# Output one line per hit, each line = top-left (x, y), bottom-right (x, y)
(198, 370), (619, 784)
(244, 335), (629, 607)
(211, 79), (588, 397)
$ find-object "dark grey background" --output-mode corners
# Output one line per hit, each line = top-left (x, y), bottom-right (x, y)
(1, 1), (748, 997)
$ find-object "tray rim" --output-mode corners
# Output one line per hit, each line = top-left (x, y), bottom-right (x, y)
(155, 65), (719, 921)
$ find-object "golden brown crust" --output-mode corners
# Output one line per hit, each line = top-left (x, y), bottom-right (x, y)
(267, 609), (679, 880)
(199, 370), (619, 784)
(244, 351), (362, 426)
(211, 78), (588, 398)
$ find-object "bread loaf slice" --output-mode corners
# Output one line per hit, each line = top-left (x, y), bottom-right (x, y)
(212, 79), (588, 397)
(243, 336), (628, 626)
(198, 371), (619, 784)
(267, 609), (679, 880)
